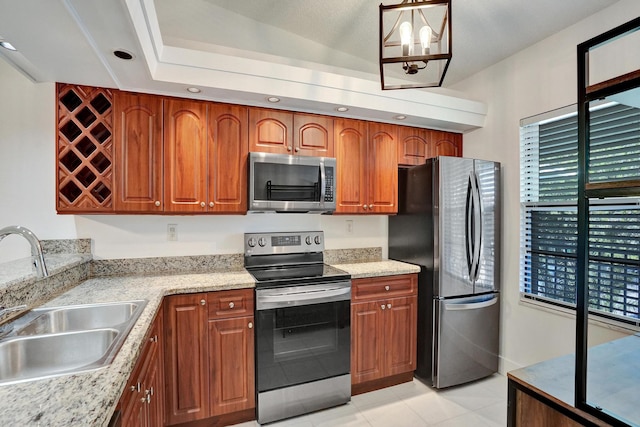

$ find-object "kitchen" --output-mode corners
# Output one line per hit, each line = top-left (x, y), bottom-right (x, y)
(0, 0), (639, 426)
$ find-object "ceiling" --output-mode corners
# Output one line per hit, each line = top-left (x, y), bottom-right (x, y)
(0, 0), (620, 131)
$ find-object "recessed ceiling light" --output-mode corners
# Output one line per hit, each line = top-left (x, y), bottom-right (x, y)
(0, 41), (17, 51)
(266, 96), (280, 103)
(336, 106), (349, 112)
(395, 115), (407, 120)
(113, 49), (134, 60)
(187, 87), (201, 93)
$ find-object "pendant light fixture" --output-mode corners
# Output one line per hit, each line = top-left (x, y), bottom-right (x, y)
(380, 0), (452, 90)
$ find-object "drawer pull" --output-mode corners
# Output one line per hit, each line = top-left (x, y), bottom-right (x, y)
(200, 299), (206, 306)
(229, 302), (235, 309)
(381, 304), (386, 310)
(387, 303), (392, 309)
(248, 322), (253, 329)
(385, 285), (390, 291)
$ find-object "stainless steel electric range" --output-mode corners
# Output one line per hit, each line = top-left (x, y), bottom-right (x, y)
(244, 231), (351, 425)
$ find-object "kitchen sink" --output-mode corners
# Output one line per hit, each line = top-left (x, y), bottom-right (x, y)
(0, 329), (118, 384)
(16, 301), (143, 336)
(0, 300), (148, 385)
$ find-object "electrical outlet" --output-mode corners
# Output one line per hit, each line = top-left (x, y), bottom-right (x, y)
(346, 220), (353, 234)
(167, 224), (178, 241)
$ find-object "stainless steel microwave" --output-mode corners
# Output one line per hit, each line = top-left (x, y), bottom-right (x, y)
(248, 152), (337, 213)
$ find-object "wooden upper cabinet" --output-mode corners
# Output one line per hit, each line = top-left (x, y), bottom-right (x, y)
(164, 99), (208, 213)
(367, 123), (397, 214)
(113, 92), (164, 212)
(335, 120), (397, 214)
(431, 130), (463, 157)
(335, 119), (368, 213)
(397, 126), (431, 166)
(207, 104), (248, 213)
(249, 108), (293, 154)
(249, 108), (333, 156)
(294, 113), (334, 156)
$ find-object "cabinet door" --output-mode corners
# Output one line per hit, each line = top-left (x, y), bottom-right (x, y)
(351, 301), (385, 384)
(164, 294), (209, 425)
(335, 119), (368, 214)
(294, 113), (334, 157)
(113, 92), (163, 213)
(384, 296), (417, 377)
(249, 108), (293, 154)
(145, 310), (164, 427)
(164, 99), (208, 212)
(207, 104), (248, 213)
(208, 316), (255, 416)
(430, 130), (462, 157)
(397, 126), (430, 166)
(367, 123), (398, 214)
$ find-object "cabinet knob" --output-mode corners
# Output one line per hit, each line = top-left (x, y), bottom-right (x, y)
(154, 201), (160, 207)
(200, 201), (206, 208)
(385, 285), (390, 291)
(209, 201), (214, 208)
(200, 299), (206, 306)
(141, 397), (147, 403)
(387, 303), (392, 309)
(229, 302), (235, 309)
(149, 335), (158, 343)
(130, 385), (137, 392)
(368, 204), (373, 209)
(381, 304), (386, 310)
(363, 205), (368, 210)
(295, 147), (300, 152)
(287, 145), (292, 151)
(248, 322), (253, 329)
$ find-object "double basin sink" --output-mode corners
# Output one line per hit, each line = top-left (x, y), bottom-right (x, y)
(0, 300), (147, 385)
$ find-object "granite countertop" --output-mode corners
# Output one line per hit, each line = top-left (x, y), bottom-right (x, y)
(0, 257), (419, 426)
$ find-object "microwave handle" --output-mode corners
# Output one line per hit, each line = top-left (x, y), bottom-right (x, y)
(319, 161), (326, 203)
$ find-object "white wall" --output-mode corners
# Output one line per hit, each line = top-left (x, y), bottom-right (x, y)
(452, 0), (638, 371)
(0, 57), (387, 262)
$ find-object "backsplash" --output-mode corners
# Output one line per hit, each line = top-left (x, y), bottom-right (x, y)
(41, 238), (91, 255)
(324, 247), (382, 264)
(91, 253), (245, 277)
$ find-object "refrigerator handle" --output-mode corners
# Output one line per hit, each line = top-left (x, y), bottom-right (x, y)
(444, 295), (498, 311)
(472, 171), (483, 282)
(465, 174), (475, 279)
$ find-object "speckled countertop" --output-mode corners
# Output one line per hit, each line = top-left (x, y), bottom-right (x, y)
(0, 255), (418, 426)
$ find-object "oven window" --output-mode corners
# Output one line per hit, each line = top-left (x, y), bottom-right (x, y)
(256, 300), (350, 392)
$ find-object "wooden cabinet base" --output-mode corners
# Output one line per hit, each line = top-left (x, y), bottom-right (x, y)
(352, 372), (414, 396)
(164, 408), (255, 427)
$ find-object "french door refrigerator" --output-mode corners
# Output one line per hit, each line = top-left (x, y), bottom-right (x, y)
(389, 156), (500, 389)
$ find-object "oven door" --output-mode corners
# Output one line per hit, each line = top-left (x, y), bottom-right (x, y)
(255, 281), (351, 393)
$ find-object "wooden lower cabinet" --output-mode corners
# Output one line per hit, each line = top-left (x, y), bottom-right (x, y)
(351, 274), (417, 394)
(164, 290), (255, 426)
(120, 309), (164, 427)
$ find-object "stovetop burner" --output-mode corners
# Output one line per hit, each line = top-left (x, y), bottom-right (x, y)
(244, 231), (351, 288)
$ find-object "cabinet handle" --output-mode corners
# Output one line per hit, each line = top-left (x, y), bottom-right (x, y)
(209, 201), (214, 208)
(229, 302), (235, 309)
(387, 303), (392, 309)
(381, 304), (386, 310)
(154, 201), (160, 207)
(141, 397), (147, 403)
(200, 299), (206, 306)
(150, 386), (154, 396)
(130, 385), (136, 392)
(248, 322), (253, 329)
(149, 335), (158, 343)
(287, 145), (292, 151)
(385, 285), (390, 291)
(294, 147), (300, 152)
(200, 201), (206, 208)
(368, 204), (373, 209)
(363, 205), (368, 210)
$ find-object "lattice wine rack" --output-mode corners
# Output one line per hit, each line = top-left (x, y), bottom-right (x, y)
(57, 83), (113, 212)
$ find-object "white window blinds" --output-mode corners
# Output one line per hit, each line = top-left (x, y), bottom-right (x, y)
(520, 103), (640, 325)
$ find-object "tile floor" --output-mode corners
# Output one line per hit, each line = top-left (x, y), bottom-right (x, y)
(235, 374), (507, 427)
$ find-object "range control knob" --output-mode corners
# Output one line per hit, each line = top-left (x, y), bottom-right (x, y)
(305, 236), (313, 245)
(258, 237), (268, 247)
(247, 237), (257, 248)
(314, 235), (321, 245)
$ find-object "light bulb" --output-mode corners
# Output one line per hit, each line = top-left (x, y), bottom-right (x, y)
(399, 21), (413, 56)
(419, 26), (432, 55)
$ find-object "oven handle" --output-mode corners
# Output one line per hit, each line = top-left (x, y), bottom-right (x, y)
(256, 285), (351, 309)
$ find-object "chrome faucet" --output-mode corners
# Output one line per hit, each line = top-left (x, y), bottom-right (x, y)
(0, 226), (48, 278)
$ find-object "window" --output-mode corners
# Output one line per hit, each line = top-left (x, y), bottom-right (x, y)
(520, 103), (640, 326)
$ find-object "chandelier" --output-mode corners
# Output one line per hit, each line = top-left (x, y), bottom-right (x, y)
(380, 0), (452, 89)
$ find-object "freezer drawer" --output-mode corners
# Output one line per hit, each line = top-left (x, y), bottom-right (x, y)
(433, 293), (499, 388)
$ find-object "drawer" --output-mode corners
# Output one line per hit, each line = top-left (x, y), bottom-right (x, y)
(352, 274), (417, 302)
(207, 288), (254, 320)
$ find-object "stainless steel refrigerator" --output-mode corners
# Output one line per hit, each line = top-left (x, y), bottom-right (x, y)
(389, 156), (500, 389)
